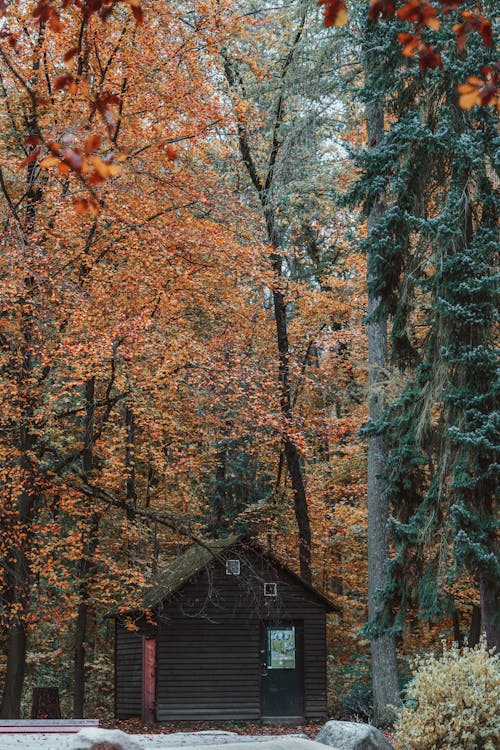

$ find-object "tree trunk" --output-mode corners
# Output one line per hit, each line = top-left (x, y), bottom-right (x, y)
(452, 609), (463, 647)
(0, 351), (38, 718)
(0, 471), (36, 718)
(272, 276), (312, 582)
(222, 46), (312, 583)
(479, 571), (499, 652)
(365, 95), (401, 727)
(467, 604), (481, 648)
(31, 687), (61, 719)
(72, 377), (96, 719)
(0, 625), (27, 719)
(72, 597), (88, 719)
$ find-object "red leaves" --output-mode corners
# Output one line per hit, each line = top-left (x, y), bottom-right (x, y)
(318, 0), (348, 28)
(158, 142), (179, 161)
(31, 0), (143, 26)
(397, 32), (443, 71)
(417, 42), (443, 71)
(396, 0), (440, 30)
(63, 47), (79, 64)
(368, 0), (396, 22)
(453, 11), (492, 52)
(84, 134), (102, 155)
(33, 1), (64, 33)
(165, 145), (178, 161)
(25, 135), (41, 148)
(458, 66), (500, 111)
(73, 195), (99, 216)
(0, 1), (6, 17)
(92, 92), (122, 135)
(19, 149), (40, 168)
(397, 32), (421, 56)
(438, 0), (461, 11)
(54, 73), (76, 93)
(128, 0), (143, 23)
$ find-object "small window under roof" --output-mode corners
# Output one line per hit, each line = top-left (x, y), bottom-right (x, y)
(226, 559), (240, 575)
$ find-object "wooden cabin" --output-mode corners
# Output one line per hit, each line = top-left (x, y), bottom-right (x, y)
(114, 536), (337, 722)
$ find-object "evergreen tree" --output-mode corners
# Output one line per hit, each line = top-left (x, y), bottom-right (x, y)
(353, 4), (499, 647)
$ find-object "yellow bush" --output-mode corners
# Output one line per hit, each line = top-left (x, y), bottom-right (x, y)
(395, 640), (500, 750)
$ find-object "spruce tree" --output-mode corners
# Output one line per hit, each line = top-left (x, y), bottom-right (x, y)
(353, 5), (498, 647)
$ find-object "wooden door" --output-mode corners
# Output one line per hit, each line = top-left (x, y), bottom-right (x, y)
(261, 624), (303, 717)
(142, 637), (156, 723)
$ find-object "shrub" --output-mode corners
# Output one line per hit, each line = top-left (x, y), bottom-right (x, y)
(395, 640), (499, 750)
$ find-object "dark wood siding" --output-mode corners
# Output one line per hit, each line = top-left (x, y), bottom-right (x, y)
(115, 625), (142, 718)
(156, 620), (260, 720)
(115, 619), (156, 719)
(115, 543), (330, 720)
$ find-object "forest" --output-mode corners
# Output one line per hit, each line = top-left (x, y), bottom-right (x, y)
(0, 0), (498, 739)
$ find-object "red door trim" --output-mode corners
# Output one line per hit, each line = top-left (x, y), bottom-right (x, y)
(142, 637), (156, 723)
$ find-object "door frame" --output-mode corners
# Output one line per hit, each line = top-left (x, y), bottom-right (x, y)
(142, 636), (157, 723)
(260, 620), (304, 718)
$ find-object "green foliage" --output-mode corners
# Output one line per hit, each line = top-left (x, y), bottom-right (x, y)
(349, 1), (499, 636)
(395, 641), (500, 750)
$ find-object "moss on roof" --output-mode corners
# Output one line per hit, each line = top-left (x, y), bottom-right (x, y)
(143, 534), (241, 609)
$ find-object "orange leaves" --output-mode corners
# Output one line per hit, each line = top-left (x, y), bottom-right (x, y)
(318, 0), (348, 28)
(396, 0), (440, 29)
(73, 195), (100, 216)
(39, 155), (60, 169)
(54, 73), (77, 93)
(31, 0), (144, 29)
(397, 32), (421, 56)
(453, 10), (492, 52)
(33, 1), (65, 33)
(458, 67), (500, 112)
(84, 134), (102, 155)
(88, 155), (121, 184)
(37, 136), (122, 185)
(397, 33), (443, 70)
(128, 0), (144, 23)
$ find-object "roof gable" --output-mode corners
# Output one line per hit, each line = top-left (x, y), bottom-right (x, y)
(144, 535), (339, 612)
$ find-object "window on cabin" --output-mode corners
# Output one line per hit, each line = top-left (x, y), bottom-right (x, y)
(267, 626), (296, 669)
(264, 582), (277, 597)
(225, 559), (240, 575)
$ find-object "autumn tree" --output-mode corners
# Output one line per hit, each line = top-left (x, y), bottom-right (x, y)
(0, 0), (276, 717)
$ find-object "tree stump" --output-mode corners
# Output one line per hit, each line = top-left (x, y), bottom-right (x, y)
(31, 687), (61, 719)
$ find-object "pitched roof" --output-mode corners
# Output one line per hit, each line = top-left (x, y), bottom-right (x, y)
(143, 534), (240, 609)
(143, 535), (339, 613)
